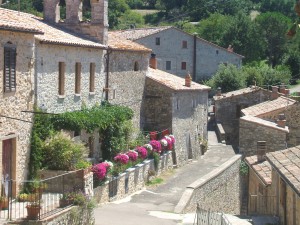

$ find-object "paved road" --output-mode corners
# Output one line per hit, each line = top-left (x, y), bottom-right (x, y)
(94, 143), (236, 225)
(290, 83), (300, 93)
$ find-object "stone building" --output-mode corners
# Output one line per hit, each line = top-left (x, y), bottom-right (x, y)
(213, 87), (273, 149)
(143, 63), (210, 166)
(111, 26), (244, 81)
(0, 9), (43, 189)
(245, 147), (300, 225)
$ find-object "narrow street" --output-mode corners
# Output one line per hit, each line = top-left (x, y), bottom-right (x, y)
(93, 130), (236, 225)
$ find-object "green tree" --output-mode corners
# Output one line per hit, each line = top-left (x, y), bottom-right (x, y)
(109, 0), (130, 29)
(255, 12), (292, 67)
(117, 10), (145, 29)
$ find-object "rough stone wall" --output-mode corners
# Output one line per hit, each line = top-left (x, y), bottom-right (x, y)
(0, 31), (35, 183)
(215, 90), (272, 148)
(239, 119), (287, 156)
(136, 28), (242, 79)
(285, 103), (300, 147)
(172, 91), (209, 166)
(109, 51), (148, 132)
(179, 155), (241, 214)
(35, 43), (105, 114)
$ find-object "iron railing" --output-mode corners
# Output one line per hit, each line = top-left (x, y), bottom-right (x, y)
(0, 170), (85, 221)
(196, 205), (232, 225)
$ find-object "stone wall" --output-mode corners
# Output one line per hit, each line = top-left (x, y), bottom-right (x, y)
(239, 118), (288, 156)
(214, 89), (272, 148)
(35, 43), (105, 114)
(175, 155), (241, 214)
(0, 30), (35, 183)
(94, 151), (173, 204)
(285, 103), (300, 147)
(135, 27), (242, 80)
(109, 51), (148, 132)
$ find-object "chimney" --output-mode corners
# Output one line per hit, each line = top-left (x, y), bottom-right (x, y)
(216, 87), (222, 96)
(44, 0), (60, 23)
(185, 73), (192, 87)
(271, 86), (279, 100)
(257, 141), (267, 162)
(149, 53), (157, 69)
(277, 113), (286, 128)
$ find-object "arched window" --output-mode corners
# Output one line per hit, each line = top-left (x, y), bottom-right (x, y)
(134, 61), (139, 71)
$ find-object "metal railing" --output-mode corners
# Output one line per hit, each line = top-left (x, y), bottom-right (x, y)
(196, 205), (232, 225)
(0, 170), (85, 221)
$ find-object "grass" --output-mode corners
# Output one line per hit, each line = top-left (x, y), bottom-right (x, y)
(146, 177), (164, 186)
(132, 9), (159, 16)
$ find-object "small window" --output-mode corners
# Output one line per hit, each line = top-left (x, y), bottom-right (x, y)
(75, 62), (81, 94)
(182, 40), (187, 48)
(181, 62), (187, 70)
(166, 61), (171, 70)
(216, 50), (219, 55)
(155, 37), (160, 45)
(134, 61), (139, 71)
(176, 98), (180, 110)
(4, 43), (16, 93)
(90, 63), (95, 93)
(58, 62), (65, 95)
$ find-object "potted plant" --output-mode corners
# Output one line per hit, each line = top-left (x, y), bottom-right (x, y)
(59, 192), (74, 208)
(31, 180), (47, 194)
(26, 201), (41, 220)
(18, 193), (29, 202)
(0, 196), (9, 210)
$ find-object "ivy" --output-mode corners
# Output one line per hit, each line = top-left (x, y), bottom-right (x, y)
(29, 103), (134, 179)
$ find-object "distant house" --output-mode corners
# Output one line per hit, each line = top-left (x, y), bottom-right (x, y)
(143, 59), (210, 165)
(111, 26), (244, 81)
(245, 146), (300, 225)
(213, 87), (273, 148)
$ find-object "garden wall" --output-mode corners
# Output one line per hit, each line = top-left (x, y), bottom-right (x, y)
(175, 155), (241, 214)
(94, 151), (173, 204)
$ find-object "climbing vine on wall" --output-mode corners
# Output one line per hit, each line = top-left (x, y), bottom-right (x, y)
(29, 103), (134, 179)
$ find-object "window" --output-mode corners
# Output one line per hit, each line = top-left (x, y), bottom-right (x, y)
(155, 37), (160, 45)
(90, 63), (95, 93)
(75, 62), (81, 94)
(134, 61), (139, 71)
(58, 62), (65, 95)
(181, 62), (187, 70)
(182, 40), (187, 48)
(166, 61), (171, 70)
(4, 43), (16, 92)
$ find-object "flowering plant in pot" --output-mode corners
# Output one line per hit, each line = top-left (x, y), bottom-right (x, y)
(0, 196), (9, 210)
(26, 201), (41, 220)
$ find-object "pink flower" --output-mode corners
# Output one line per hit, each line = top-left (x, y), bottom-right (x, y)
(150, 140), (162, 154)
(114, 153), (129, 164)
(92, 163), (107, 180)
(169, 135), (175, 144)
(126, 150), (138, 162)
(136, 146), (148, 159)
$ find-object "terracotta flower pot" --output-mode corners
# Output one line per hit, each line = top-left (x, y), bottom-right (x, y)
(26, 205), (41, 220)
(0, 198), (9, 210)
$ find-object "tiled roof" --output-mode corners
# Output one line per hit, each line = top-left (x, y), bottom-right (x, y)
(110, 26), (172, 40)
(266, 146), (300, 196)
(148, 68), (211, 91)
(0, 8), (106, 49)
(108, 32), (151, 52)
(214, 87), (264, 101)
(242, 96), (296, 117)
(112, 26), (244, 58)
(245, 156), (272, 185)
(240, 115), (289, 133)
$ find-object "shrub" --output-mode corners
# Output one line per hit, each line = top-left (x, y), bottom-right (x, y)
(42, 132), (88, 171)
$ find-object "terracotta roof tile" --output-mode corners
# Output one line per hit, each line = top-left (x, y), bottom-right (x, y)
(148, 68), (211, 91)
(245, 155), (272, 185)
(266, 146), (300, 196)
(242, 96), (296, 117)
(108, 32), (151, 52)
(0, 8), (106, 49)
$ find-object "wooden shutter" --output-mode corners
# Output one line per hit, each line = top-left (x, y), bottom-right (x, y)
(4, 46), (16, 92)
(89, 63), (95, 92)
(75, 62), (81, 94)
(58, 62), (65, 95)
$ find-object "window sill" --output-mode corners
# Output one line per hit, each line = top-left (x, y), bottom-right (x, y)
(58, 95), (65, 99)
(89, 92), (95, 96)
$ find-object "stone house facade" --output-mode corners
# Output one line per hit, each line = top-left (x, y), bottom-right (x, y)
(245, 147), (300, 225)
(0, 21), (42, 189)
(143, 67), (210, 166)
(213, 87), (273, 149)
(111, 26), (244, 81)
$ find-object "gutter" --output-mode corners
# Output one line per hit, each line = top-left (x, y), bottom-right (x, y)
(193, 33), (197, 81)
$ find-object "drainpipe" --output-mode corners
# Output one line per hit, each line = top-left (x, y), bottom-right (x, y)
(193, 33), (197, 81)
(103, 48), (112, 101)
